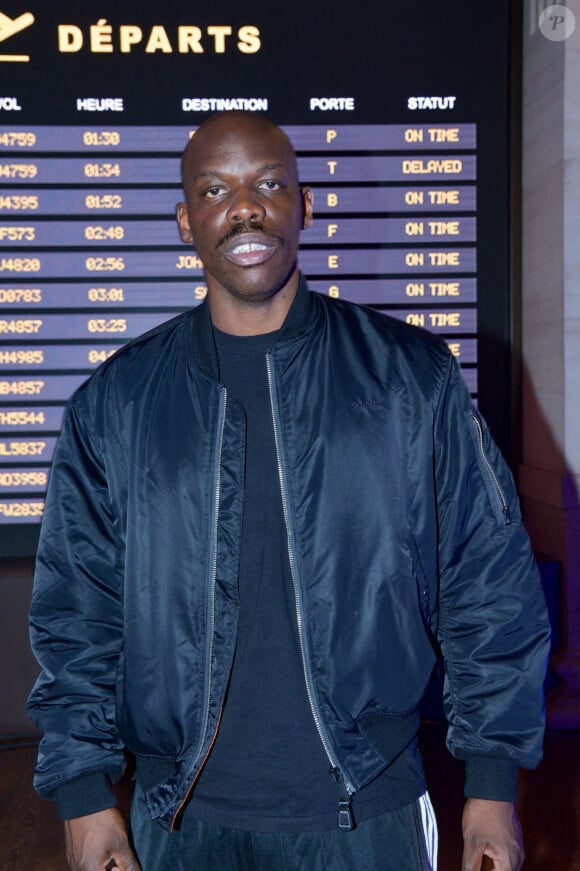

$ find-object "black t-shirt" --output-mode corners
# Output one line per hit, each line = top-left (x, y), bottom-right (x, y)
(185, 326), (424, 832)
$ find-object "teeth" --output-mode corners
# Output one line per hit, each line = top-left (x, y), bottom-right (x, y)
(232, 242), (268, 254)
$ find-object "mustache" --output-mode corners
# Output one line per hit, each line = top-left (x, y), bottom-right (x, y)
(216, 222), (285, 250)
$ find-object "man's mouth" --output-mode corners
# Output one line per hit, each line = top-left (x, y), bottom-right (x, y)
(222, 231), (278, 266)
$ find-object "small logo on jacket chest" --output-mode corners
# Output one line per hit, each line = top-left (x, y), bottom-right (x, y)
(351, 399), (383, 410)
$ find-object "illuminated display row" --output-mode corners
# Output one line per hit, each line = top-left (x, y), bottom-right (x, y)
(0, 249), (477, 277)
(0, 124), (477, 152)
(0, 186), (477, 215)
(0, 307), (477, 344)
(0, 468), (49, 492)
(0, 375), (86, 401)
(0, 500), (44, 522)
(0, 406), (65, 431)
(0, 337), (478, 372)
(0, 156), (476, 184)
(0, 279), (478, 308)
(0, 336), (480, 375)
(0, 218), (477, 247)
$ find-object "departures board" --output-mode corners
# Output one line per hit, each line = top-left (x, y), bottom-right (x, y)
(0, 1), (515, 552)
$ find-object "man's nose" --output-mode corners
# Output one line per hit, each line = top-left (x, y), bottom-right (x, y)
(227, 187), (266, 225)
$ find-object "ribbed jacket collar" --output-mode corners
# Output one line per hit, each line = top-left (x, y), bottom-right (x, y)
(190, 272), (314, 382)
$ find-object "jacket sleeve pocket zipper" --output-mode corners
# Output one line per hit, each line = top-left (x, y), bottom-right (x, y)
(466, 410), (512, 526)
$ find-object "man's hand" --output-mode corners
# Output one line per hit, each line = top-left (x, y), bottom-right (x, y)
(64, 807), (141, 871)
(461, 799), (524, 871)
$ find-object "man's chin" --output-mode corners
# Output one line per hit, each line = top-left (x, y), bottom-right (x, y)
(221, 266), (298, 304)
(225, 285), (284, 304)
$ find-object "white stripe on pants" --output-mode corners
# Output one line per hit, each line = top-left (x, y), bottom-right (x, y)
(418, 792), (439, 870)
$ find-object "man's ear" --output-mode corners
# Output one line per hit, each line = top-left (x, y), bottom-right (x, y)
(176, 202), (193, 243)
(301, 187), (314, 230)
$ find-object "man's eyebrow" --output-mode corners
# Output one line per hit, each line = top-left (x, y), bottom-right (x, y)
(256, 162), (288, 173)
(191, 162), (289, 183)
(191, 170), (223, 183)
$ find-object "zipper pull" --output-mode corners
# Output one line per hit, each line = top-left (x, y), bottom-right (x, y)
(330, 767), (355, 831)
(338, 798), (354, 832)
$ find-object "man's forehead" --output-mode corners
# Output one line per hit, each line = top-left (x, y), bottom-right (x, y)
(192, 128), (291, 161)
(193, 111), (285, 142)
(182, 112), (297, 179)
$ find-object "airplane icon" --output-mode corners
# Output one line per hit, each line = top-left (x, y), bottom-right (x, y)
(0, 10), (34, 61)
(0, 11), (34, 43)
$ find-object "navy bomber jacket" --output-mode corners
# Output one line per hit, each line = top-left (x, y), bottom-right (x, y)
(27, 276), (550, 830)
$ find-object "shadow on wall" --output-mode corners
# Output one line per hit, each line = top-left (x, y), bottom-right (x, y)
(517, 360), (580, 867)
(520, 359), (580, 674)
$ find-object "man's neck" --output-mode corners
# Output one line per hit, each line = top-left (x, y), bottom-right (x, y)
(207, 274), (300, 336)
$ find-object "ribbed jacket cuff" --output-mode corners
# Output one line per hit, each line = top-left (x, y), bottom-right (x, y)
(464, 757), (518, 802)
(54, 772), (117, 820)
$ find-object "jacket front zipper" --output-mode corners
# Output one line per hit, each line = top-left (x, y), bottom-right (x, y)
(266, 353), (356, 830)
(468, 411), (512, 525)
(170, 386), (228, 830)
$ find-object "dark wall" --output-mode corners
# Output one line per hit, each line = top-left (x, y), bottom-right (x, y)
(0, 559), (39, 735)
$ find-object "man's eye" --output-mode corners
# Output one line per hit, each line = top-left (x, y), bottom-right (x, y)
(205, 186), (225, 198)
(259, 180), (281, 191)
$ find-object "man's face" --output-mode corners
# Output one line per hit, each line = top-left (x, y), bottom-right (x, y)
(177, 114), (313, 304)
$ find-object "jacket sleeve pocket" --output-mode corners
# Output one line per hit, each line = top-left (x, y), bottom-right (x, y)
(464, 409), (513, 527)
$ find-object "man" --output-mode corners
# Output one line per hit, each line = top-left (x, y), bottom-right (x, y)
(27, 111), (550, 871)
